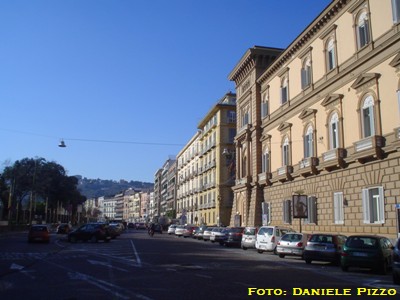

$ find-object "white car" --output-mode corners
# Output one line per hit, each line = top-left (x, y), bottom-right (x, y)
(174, 225), (185, 237)
(255, 226), (295, 254)
(167, 224), (178, 235)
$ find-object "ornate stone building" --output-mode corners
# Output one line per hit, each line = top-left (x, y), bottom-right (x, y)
(229, 0), (400, 239)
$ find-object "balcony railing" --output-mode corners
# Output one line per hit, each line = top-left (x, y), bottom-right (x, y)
(353, 135), (385, 163)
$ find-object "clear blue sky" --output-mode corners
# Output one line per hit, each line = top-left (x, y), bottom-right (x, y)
(0, 0), (332, 183)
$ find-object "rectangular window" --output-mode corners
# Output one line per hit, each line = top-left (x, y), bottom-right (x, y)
(283, 199), (292, 224)
(362, 187), (385, 224)
(393, 0), (400, 23)
(227, 111), (236, 123)
(228, 128), (236, 143)
(333, 192), (344, 224)
(306, 196), (317, 224)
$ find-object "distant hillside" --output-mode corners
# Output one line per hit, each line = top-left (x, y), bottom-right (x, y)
(75, 176), (154, 199)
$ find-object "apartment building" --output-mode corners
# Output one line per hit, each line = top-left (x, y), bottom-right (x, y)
(176, 92), (237, 226)
(228, 0), (400, 239)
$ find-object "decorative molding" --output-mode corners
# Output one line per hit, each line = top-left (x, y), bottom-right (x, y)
(351, 73), (380, 90)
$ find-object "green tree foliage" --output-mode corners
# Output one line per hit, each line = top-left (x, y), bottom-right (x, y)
(0, 157), (86, 222)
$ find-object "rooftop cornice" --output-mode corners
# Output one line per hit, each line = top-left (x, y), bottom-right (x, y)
(258, 0), (349, 84)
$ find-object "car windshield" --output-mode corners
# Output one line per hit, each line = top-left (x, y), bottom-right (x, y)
(310, 235), (333, 244)
(281, 233), (303, 242)
(230, 228), (243, 233)
(347, 237), (378, 249)
(244, 228), (256, 235)
(31, 226), (47, 232)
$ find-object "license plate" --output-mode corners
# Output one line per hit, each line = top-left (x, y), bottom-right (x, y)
(352, 252), (368, 257)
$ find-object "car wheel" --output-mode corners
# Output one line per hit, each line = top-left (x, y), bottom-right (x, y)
(305, 259), (312, 264)
(91, 236), (98, 243)
(219, 242), (224, 246)
(341, 265), (348, 272)
(278, 254), (285, 258)
(105, 238), (110, 243)
(257, 250), (264, 254)
(242, 246), (247, 250)
(70, 236), (76, 243)
(273, 247), (278, 255)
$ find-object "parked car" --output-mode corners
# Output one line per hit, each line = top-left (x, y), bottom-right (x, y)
(202, 227), (215, 241)
(303, 233), (347, 265)
(276, 233), (309, 258)
(174, 225), (185, 237)
(168, 224), (178, 235)
(108, 224), (122, 239)
(68, 223), (111, 243)
(210, 227), (225, 243)
(28, 225), (50, 243)
(136, 222), (146, 230)
(223, 227), (245, 247)
(393, 238), (400, 284)
(127, 222), (135, 229)
(241, 226), (258, 250)
(340, 235), (394, 274)
(193, 226), (207, 240)
(255, 226), (294, 254)
(109, 223), (124, 234)
(56, 223), (71, 234)
(182, 225), (198, 238)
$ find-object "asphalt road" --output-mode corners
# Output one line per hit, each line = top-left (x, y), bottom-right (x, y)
(0, 229), (399, 300)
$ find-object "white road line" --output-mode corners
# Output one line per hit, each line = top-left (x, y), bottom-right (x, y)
(130, 239), (142, 267)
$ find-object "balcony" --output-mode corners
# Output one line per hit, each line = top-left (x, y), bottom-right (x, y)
(298, 157), (319, 177)
(321, 148), (347, 171)
(235, 176), (252, 186)
(353, 135), (385, 163)
(257, 172), (272, 186)
(275, 165), (293, 182)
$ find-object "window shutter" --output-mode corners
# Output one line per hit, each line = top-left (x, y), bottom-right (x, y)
(393, 0), (400, 23)
(308, 196), (317, 224)
(362, 188), (370, 223)
(301, 68), (306, 89)
(378, 187), (385, 223)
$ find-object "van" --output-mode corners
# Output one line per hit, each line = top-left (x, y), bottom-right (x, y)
(255, 226), (295, 254)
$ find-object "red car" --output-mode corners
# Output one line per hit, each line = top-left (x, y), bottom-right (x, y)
(28, 225), (50, 243)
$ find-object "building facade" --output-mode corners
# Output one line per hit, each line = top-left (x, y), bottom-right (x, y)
(229, 0), (400, 239)
(176, 92), (237, 226)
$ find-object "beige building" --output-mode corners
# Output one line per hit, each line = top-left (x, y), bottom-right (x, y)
(176, 92), (237, 226)
(229, 0), (400, 239)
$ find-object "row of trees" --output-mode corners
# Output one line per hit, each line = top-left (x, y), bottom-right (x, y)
(0, 157), (86, 224)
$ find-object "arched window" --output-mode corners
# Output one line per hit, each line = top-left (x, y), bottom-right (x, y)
(357, 11), (370, 49)
(326, 38), (336, 71)
(329, 112), (339, 149)
(362, 95), (375, 137)
(282, 137), (290, 166)
(304, 125), (314, 158)
(301, 57), (312, 89)
(261, 92), (269, 118)
(262, 147), (270, 173)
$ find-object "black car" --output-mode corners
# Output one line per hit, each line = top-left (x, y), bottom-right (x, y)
(68, 223), (111, 243)
(223, 227), (245, 247)
(56, 223), (71, 234)
(393, 238), (400, 284)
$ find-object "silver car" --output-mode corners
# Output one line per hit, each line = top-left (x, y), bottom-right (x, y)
(174, 225), (185, 237)
(241, 226), (258, 250)
(276, 233), (309, 258)
(202, 227), (215, 241)
(167, 224), (178, 235)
